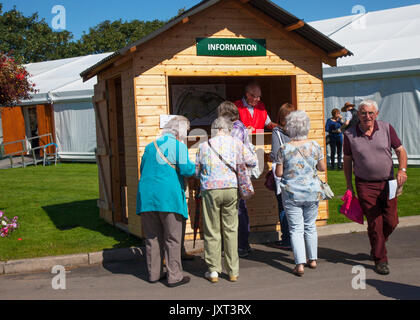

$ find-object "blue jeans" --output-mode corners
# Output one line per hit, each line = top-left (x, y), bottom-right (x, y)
(238, 199), (250, 250)
(276, 192), (290, 244)
(282, 192), (319, 265)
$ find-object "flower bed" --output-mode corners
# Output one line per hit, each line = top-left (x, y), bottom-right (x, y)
(0, 211), (18, 238)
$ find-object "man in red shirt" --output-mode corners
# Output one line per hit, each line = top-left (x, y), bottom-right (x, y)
(343, 100), (407, 275)
(234, 82), (278, 133)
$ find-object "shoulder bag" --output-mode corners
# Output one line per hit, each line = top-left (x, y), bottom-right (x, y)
(265, 129), (283, 191)
(246, 142), (262, 179)
(154, 140), (178, 171)
(296, 147), (334, 200)
(154, 140), (190, 196)
(208, 141), (255, 200)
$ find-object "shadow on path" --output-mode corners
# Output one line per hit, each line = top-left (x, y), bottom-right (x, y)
(242, 245), (295, 275)
(366, 279), (420, 300)
(318, 247), (373, 270)
(101, 252), (208, 284)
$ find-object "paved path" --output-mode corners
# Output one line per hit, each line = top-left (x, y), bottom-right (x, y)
(1, 225), (419, 300)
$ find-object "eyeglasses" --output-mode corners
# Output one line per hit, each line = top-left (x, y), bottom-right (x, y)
(248, 92), (262, 99)
(360, 111), (376, 117)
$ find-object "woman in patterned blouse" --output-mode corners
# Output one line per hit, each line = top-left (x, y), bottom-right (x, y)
(275, 110), (326, 276)
(195, 117), (256, 283)
(218, 101), (253, 258)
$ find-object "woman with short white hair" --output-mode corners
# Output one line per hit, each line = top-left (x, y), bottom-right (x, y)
(195, 116), (256, 283)
(275, 110), (326, 276)
(136, 115), (195, 287)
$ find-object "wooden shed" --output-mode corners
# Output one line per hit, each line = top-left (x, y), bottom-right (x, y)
(81, 0), (351, 241)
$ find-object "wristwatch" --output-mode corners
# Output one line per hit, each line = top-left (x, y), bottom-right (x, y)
(399, 168), (407, 172)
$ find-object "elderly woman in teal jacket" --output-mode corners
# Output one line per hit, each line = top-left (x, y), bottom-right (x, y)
(136, 115), (196, 288)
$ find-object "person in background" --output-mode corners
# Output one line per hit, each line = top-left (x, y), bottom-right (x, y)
(275, 110), (326, 276)
(234, 81), (279, 133)
(343, 100), (407, 275)
(341, 102), (358, 131)
(218, 101), (255, 258)
(325, 108), (344, 169)
(195, 117), (256, 283)
(270, 102), (297, 250)
(136, 116), (195, 287)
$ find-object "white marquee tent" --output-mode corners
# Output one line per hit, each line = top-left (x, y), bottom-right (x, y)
(0, 52), (113, 161)
(309, 4), (420, 164)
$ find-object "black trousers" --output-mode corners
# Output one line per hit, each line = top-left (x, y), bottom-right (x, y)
(329, 138), (342, 168)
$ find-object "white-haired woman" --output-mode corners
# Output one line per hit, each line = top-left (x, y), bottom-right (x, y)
(195, 117), (256, 283)
(275, 110), (326, 276)
(136, 115), (195, 287)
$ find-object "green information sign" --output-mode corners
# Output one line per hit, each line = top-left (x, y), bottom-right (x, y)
(196, 38), (266, 57)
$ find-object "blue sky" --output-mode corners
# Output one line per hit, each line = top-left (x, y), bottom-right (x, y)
(2, 0), (420, 40)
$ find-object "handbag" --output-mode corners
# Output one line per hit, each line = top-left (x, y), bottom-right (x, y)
(340, 189), (363, 224)
(264, 170), (275, 191)
(297, 147), (334, 200)
(319, 180), (334, 200)
(208, 141), (255, 200)
(246, 143), (262, 179)
(265, 129), (283, 191)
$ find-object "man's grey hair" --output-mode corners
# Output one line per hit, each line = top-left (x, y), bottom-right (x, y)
(285, 110), (310, 141)
(245, 81), (260, 94)
(217, 101), (239, 122)
(359, 99), (379, 111)
(162, 115), (190, 137)
(211, 116), (233, 134)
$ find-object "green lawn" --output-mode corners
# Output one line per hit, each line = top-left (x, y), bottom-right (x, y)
(326, 166), (420, 224)
(0, 163), (142, 261)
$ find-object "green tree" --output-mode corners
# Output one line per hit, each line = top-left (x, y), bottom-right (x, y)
(76, 19), (165, 55)
(0, 4), (77, 63)
(0, 3), (180, 62)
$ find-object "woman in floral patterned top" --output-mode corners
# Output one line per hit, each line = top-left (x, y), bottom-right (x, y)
(275, 110), (326, 276)
(218, 101), (254, 258)
(195, 117), (256, 283)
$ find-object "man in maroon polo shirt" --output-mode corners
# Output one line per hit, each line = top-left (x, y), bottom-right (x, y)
(343, 100), (408, 275)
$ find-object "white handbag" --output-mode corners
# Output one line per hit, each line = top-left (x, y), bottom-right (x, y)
(297, 147), (334, 201)
(246, 143), (262, 179)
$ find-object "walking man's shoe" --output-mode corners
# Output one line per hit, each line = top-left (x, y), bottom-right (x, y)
(374, 262), (390, 275)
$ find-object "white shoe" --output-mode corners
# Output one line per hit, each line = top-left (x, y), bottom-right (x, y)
(204, 271), (218, 283)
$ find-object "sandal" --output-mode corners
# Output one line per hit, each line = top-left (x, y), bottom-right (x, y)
(292, 265), (304, 277)
(307, 260), (317, 269)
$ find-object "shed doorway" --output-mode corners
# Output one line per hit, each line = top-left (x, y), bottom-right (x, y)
(107, 77), (128, 225)
(168, 76), (296, 132)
